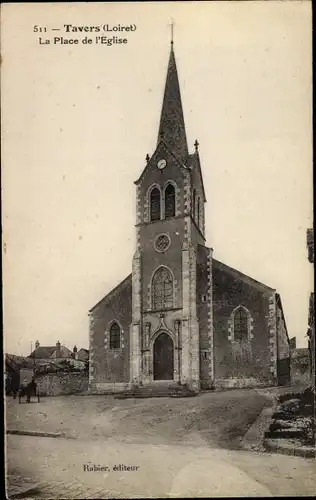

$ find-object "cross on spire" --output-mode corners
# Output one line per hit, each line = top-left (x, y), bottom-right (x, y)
(194, 139), (199, 151)
(169, 18), (175, 47)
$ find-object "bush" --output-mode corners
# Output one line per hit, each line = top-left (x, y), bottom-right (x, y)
(35, 359), (85, 374)
(279, 392), (302, 403)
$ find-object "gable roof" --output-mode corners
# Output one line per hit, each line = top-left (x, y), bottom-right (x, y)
(276, 293), (290, 344)
(213, 258), (275, 292)
(187, 151), (207, 202)
(29, 345), (73, 359)
(186, 152), (196, 169)
(29, 346), (57, 359)
(89, 273), (132, 313)
(134, 139), (188, 186)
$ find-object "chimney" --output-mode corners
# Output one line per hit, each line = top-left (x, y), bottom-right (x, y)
(289, 337), (296, 350)
(56, 340), (61, 359)
(35, 340), (40, 350)
(73, 345), (78, 360)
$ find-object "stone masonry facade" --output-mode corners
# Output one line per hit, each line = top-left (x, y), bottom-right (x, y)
(88, 42), (290, 393)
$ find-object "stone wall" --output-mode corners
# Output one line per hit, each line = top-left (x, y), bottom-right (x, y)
(276, 297), (291, 385)
(89, 275), (132, 391)
(276, 304), (290, 360)
(140, 216), (184, 311)
(197, 244), (214, 389)
(291, 349), (311, 386)
(308, 293), (315, 389)
(212, 259), (274, 386)
(36, 372), (88, 396)
(215, 377), (269, 389)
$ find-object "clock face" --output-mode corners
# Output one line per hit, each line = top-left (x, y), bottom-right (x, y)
(157, 159), (167, 170)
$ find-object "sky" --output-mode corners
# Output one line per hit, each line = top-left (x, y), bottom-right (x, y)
(2, 1), (313, 355)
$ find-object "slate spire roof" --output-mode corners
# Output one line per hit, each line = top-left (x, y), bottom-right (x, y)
(157, 43), (188, 162)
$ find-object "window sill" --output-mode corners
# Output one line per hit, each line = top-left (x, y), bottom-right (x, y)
(144, 307), (182, 314)
(136, 215), (182, 227)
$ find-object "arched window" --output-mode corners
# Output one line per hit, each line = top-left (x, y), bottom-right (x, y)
(192, 189), (196, 220)
(152, 267), (173, 310)
(109, 322), (121, 349)
(150, 187), (161, 222)
(164, 184), (175, 219)
(233, 307), (249, 342)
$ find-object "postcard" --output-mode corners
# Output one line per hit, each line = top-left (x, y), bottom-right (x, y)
(2, 1), (314, 498)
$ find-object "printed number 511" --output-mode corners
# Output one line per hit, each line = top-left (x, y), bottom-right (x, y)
(33, 26), (47, 33)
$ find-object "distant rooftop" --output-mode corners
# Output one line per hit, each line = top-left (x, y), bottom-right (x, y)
(29, 346), (58, 359)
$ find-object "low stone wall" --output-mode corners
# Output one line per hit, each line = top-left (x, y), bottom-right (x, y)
(214, 377), (273, 389)
(36, 372), (88, 396)
(291, 357), (311, 386)
(89, 382), (130, 394)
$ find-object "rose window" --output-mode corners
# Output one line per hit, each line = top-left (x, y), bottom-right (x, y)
(154, 234), (170, 252)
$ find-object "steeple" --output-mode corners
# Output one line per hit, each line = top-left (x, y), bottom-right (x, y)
(157, 40), (188, 162)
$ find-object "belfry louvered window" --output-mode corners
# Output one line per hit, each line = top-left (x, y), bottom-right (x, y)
(192, 189), (196, 220)
(109, 322), (121, 349)
(152, 267), (173, 310)
(233, 307), (249, 342)
(164, 184), (175, 219)
(150, 188), (161, 222)
(197, 198), (200, 228)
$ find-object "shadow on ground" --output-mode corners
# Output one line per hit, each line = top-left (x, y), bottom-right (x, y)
(6, 389), (270, 450)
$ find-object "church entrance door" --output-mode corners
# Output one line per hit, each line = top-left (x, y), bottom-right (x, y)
(153, 332), (174, 380)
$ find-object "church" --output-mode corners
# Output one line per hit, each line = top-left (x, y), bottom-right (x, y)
(88, 40), (290, 394)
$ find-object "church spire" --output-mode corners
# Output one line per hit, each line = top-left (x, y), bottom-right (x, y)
(170, 18), (174, 47)
(157, 34), (188, 161)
